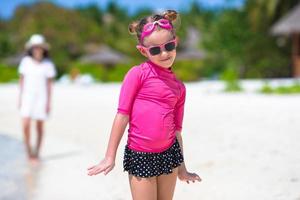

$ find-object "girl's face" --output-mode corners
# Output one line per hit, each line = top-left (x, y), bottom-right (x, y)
(138, 29), (177, 68)
(32, 46), (44, 61)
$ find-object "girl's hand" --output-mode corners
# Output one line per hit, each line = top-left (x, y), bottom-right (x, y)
(178, 167), (202, 184)
(87, 157), (115, 176)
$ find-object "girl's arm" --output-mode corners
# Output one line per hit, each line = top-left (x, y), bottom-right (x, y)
(46, 78), (54, 114)
(176, 131), (202, 183)
(87, 113), (129, 176)
(18, 75), (24, 109)
(88, 66), (140, 176)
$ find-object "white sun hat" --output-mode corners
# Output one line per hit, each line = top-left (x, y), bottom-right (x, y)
(25, 34), (50, 50)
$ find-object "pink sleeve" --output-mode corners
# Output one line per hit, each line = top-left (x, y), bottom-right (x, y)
(174, 83), (186, 132)
(117, 66), (141, 115)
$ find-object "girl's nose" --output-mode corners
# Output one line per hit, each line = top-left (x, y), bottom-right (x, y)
(160, 50), (169, 57)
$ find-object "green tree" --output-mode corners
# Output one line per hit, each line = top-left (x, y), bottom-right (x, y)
(6, 2), (103, 75)
(202, 1), (293, 78)
(76, 4), (103, 25)
(246, 0), (300, 31)
(0, 19), (13, 58)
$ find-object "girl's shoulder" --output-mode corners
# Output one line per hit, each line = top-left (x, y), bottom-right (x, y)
(42, 58), (54, 65)
(125, 65), (142, 79)
(126, 62), (150, 77)
(20, 56), (32, 64)
(123, 62), (153, 85)
(19, 56), (53, 66)
(18, 56), (33, 71)
(137, 61), (156, 76)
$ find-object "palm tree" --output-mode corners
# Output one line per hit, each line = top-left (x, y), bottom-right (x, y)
(246, 0), (300, 31)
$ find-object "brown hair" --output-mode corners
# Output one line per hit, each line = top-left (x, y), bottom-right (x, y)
(128, 10), (179, 44)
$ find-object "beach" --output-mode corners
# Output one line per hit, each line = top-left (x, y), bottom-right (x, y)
(0, 82), (300, 200)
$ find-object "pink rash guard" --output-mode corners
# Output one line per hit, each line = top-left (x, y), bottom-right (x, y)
(117, 60), (186, 153)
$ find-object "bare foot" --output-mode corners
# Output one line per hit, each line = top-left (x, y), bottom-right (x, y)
(28, 155), (40, 166)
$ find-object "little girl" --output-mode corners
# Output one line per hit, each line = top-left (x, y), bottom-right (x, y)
(18, 34), (56, 163)
(88, 10), (201, 200)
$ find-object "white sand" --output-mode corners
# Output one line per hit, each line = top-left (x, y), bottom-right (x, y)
(0, 82), (300, 200)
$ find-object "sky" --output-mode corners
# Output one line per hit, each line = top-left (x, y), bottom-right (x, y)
(0, 0), (245, 19)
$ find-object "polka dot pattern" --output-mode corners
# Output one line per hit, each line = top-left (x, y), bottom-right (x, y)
(123, 139), (184, 178)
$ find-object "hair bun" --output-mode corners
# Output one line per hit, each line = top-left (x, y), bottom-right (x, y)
(163, 10), (178, 22)
(128, 21), (139, 35)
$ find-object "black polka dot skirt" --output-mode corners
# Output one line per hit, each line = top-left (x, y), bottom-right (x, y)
(123, 139), (184, 178)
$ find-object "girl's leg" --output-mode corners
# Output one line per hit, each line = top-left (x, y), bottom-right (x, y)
(22, 117), (32, 159)
(128, 175), (157, 200)
(35, 120), (44, 159)
(157, 168), (178, 200)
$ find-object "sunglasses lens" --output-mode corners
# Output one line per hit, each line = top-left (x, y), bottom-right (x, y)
(149, 47), (161, 56)
(165, 42), (176, 51)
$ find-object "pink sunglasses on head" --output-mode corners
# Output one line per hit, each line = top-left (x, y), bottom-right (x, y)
(140, 19), (173, 42)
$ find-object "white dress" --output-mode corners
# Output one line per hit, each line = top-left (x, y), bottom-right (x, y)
(18, 56), (56, 120)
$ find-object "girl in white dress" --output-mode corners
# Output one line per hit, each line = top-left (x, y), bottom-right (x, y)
(18, 34), (56, 162)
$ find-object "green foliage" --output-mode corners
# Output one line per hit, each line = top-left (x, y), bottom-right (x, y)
(0, 0), (297, 83)
(71, 62), (106, 81)
(0, 65), (18, 83)
(221, 67), (242, 92)
(0, 20), (13, 57)
(76, 4), (103, 25)
(106, 62), (134, 82)
(173, 60), (202, 81)
(71, 62), (134, 82)
(260, 83), (273, 94)
(202, 1), (292, 78)
(7, 2), (103, 68)
(260, 82), (300, 94)
(0, 34), (12, 58)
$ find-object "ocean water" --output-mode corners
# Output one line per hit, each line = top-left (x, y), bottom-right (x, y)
(0, 134), (30, 200)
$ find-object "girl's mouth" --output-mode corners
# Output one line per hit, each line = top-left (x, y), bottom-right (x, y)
(160, 57), (171, 62)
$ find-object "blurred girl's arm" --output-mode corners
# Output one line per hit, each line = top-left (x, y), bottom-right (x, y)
(18, 75), (24, 109)
(46, 78), (54, 114)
